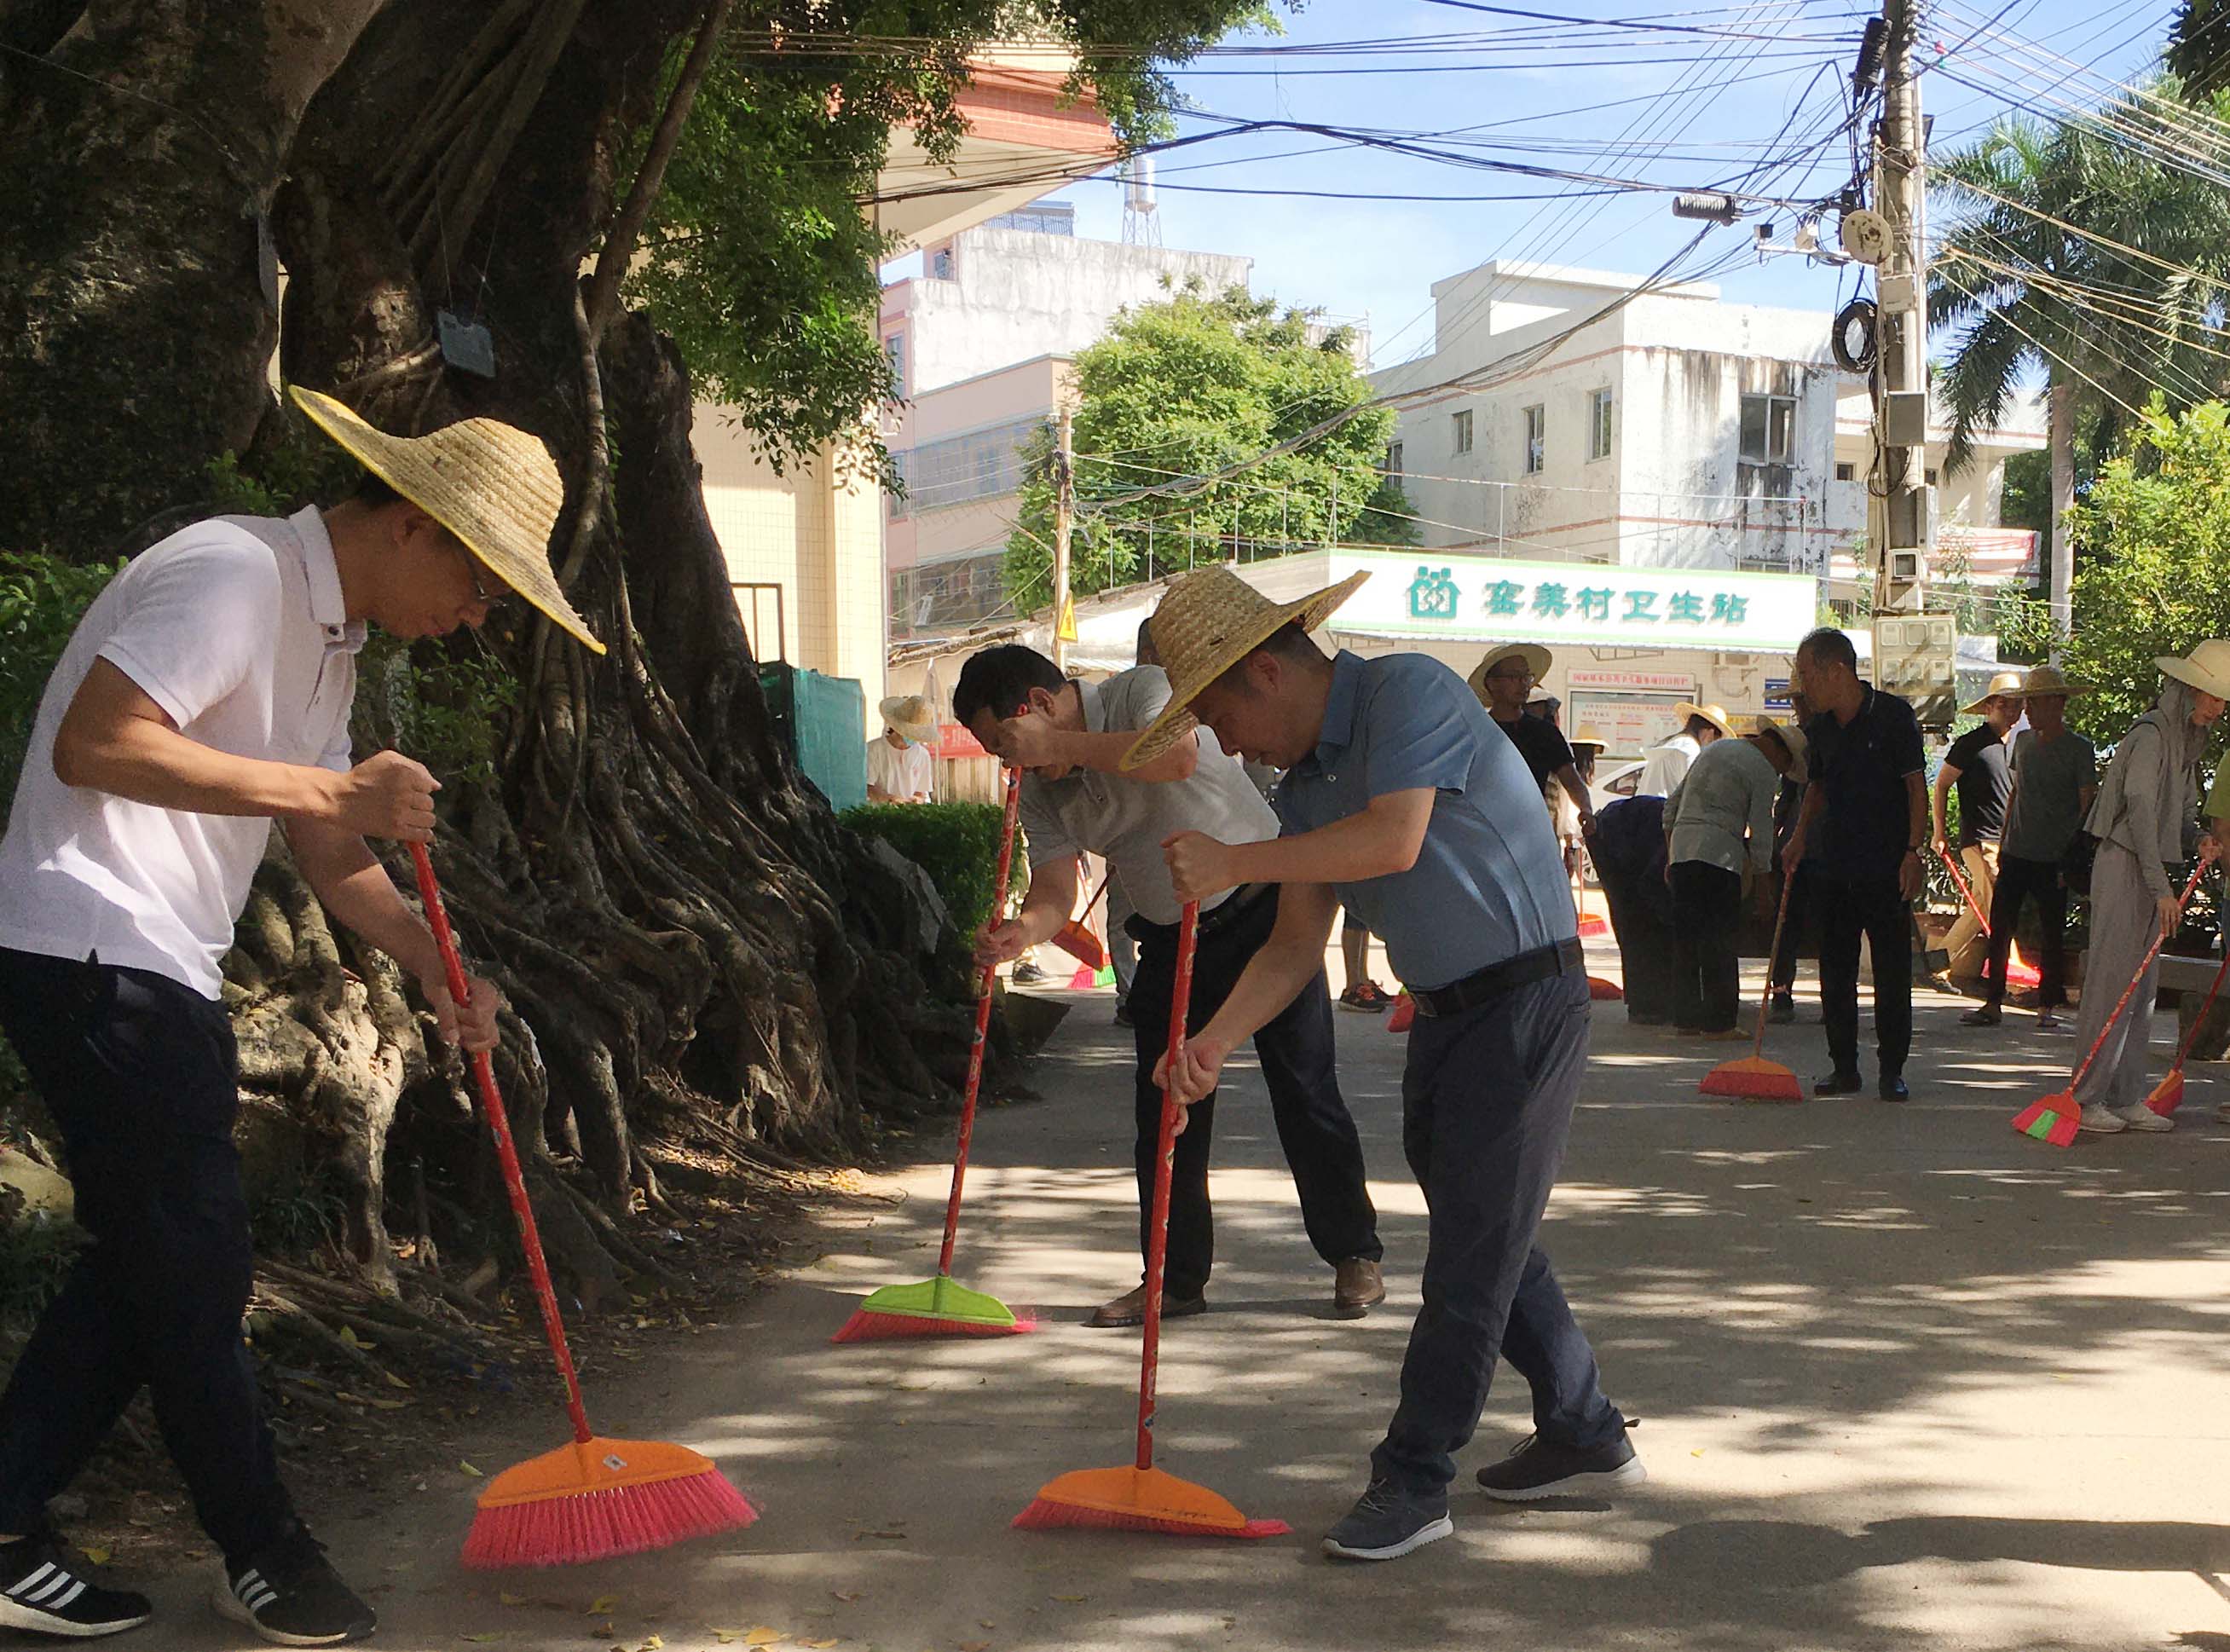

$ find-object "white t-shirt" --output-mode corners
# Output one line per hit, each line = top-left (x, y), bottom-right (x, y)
(1638, 731), (1700, 797)
(0, 509), (367, 997)
(867, 735), (933, 800)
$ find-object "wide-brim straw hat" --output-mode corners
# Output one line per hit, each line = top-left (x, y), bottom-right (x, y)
(2157, 640), (2230, 702)
(1960, 668), (2027, 715)
(1466, 642), (1553, 705)
(1750, 714), (1808, 784)
(2009, 665), (2089, 699)
(879, 694), (937, 745)
(291, 385), (604, 654)
(1673, 701), (1738, 740)
(1569, 729), (1609, 753)
(1119, 564), (1367, 770)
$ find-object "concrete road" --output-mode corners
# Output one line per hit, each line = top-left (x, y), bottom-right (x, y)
(146, 945), (2230, 1651)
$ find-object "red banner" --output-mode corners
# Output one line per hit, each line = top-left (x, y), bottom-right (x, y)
(932, 722), (987, 760)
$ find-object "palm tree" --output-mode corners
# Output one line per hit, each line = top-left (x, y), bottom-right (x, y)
(1929, 79), (2230, 640)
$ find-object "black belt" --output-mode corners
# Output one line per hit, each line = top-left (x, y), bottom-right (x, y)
(1410, 937), (1584, 1019)
(1129, 883), (1272, 944)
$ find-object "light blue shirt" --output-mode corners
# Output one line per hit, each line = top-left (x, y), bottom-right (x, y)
(1274, 651), (1573, 991)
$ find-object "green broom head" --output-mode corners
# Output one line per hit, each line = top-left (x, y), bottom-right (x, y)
(831, 1274), (1036, 1343)
(2012, 1095), (2079, 1147)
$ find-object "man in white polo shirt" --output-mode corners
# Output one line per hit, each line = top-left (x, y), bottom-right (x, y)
(0, 388), (602, 1646)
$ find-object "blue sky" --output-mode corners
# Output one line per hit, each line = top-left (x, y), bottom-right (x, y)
(899, 0), (2189, 370)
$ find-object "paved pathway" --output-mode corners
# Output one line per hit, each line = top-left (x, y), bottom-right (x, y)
(149, 944), (2230, 1651)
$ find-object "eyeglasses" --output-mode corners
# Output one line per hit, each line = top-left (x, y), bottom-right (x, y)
(1488, 668), (1536, 684)
(455, 544), (509, 609)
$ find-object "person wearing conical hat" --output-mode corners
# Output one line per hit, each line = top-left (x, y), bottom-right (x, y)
(1931, 670), (2025, 988)
(0, 385), (601, 1645)
(1637, 701), (1734, 797)
(1964, 666), (2095, 1031)
(1128, 564), (1643, 1565)
(868, 695), (936, 805)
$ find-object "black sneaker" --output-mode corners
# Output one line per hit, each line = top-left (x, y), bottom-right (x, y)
(1322, 1479), (1453, 1562)
(1112, 999), (1134, 1027)
(1814, 1070), (1863, 1097)
(1769, 993), (1796, 1025)
(0, 1528), (152, 1638)
(1011, 961), (1046, 985)
(1476, 1419), (1647, 1502)
(215, 1527), (375, 1646)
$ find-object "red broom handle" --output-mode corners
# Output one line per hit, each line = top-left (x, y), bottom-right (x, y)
(1746, 861), (1798, 1060)
(2067, 862), (2207, 1093)
(2166, 940), (2230, 1073)
(1937, 846), (1992, 936)
(410, 843), (594, 1447)
(1137, 900), (1199, 1474)
(939, 768), (1023, 1278)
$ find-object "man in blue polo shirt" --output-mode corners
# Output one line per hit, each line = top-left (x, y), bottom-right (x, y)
(1123, 565), (1642, 1565)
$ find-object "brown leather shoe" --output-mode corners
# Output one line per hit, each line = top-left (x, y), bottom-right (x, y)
(1333, 1257), (1386, 1316)
(1088, 1283), (1206, 1329)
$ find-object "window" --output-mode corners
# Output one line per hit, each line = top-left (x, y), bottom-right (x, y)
(927, 245), (955, 280)
(1926, 468), (1939, 486)
(1834, 461), (1856, 482)
(1523, 404), (1545, 475)
(891, 415), (1048, 514)
(1384, 441), (1404, 476)
(883, 332), (907, 398)
(1588, 389), (1613, 461)
(1452, 410), (1473, 455)
(1738, 392), (1795, 464)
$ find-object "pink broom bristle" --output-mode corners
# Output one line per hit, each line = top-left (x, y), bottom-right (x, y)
(1010, 1498), (1289, 1539)
(462, 1470), (758, 1570)
(829, 1310), (1039, 1344)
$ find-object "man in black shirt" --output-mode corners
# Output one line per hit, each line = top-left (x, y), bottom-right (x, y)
(1783, 627), (1928, 1101)
(1468, 644), (1597, 840)
(1930, 672), (2020, 986)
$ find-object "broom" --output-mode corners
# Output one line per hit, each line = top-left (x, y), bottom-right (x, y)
(833, 768), (1035, 1342)
(1698, 865), (1803, 1101)
(408, 846), (759, 1569)
(2013, 864), (2205, 1147)
(1935, 846), (2038, 989)
(1014, 903), (1288, 1539)
(2146, 945), (2230, 1116)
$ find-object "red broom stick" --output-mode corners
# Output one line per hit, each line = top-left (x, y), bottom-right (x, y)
(2013, 863), (2205, 1145)
(411, 845), (755, 1566)
(1133, 902), (1198, 1480)
(938, 766), (1022, 1280)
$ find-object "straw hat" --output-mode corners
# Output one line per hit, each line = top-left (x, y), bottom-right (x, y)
(2157, 640), (2230, 701)
(1119, 564), (1367, 770)
(291, 385), (604, 654)
(1750, 714), (1808, 784)
(1569, 729), (1609, 753)
(879, 694), (936, 745)
(1466, 642), (1553, 706)
(2009, 664), (2089, 699)
(1959, 669), (2027, 715)
(1673, 701), (1738, 739)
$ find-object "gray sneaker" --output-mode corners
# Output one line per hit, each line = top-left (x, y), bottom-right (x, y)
(1321, 1479), (1453, 1562)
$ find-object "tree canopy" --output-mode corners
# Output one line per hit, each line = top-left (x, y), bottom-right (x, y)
(1003, 284), (1415, 611)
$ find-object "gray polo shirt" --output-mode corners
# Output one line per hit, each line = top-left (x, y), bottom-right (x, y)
(1666, 736), (1779, 875)
(1274, 650), (1572, 991)
(2000, 727), (2097, 862)
(1020, 667), (1277, 926)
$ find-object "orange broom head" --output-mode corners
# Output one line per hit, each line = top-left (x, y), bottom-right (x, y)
(1052, 918), (1107, 970)
(2004, 944), (2042, 990)
(1013, 1466), (1288, 1539)
(1698, 1057), (1803, 1101)
(1588, 975), (1625, 1001)
(462, 1437), (757, 1570)
(831, 1275), (1037, 1344)
(2146, 1071), (2186, 1117)
(2011, 1095), (2080, 1147)
(1385, 992), (1415, 1033)
(1577, 912), (1611, 938)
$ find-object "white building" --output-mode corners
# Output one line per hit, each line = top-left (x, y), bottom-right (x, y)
(880, 206), (1261, 639)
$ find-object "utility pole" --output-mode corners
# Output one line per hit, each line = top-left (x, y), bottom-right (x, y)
(1051, 406), (1075, 671)
(1867, 0), (1957, 722)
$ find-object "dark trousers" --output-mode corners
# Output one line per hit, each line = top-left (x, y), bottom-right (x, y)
(1598, 869), (1676, 1024)
(1372, 967), (1622, 1497)
(1128, 889), (1380, 1300)
(0, 948), (296, 1562)
(1771, 862), (1821, 992)
(1983, 853), (2070, 1008)
(1817, 875), (1914, 1079)
(1668, 862), (1742, 1032)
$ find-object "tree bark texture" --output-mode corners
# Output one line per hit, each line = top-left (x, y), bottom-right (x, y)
(3, 0), (987, 1303)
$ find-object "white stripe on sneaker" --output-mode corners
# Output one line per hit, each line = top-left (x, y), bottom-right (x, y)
(8, 1562), (55, 1597)
(246, 1583), (277, 1610)
(26, 1570), (77, 1604)
(48, 1581), (84, 1611)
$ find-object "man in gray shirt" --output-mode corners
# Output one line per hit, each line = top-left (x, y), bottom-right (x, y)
(1663, 724), (1801, 1036)
(954, 645), (1383, 1328)
(1964, 667), (2097, 1029)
